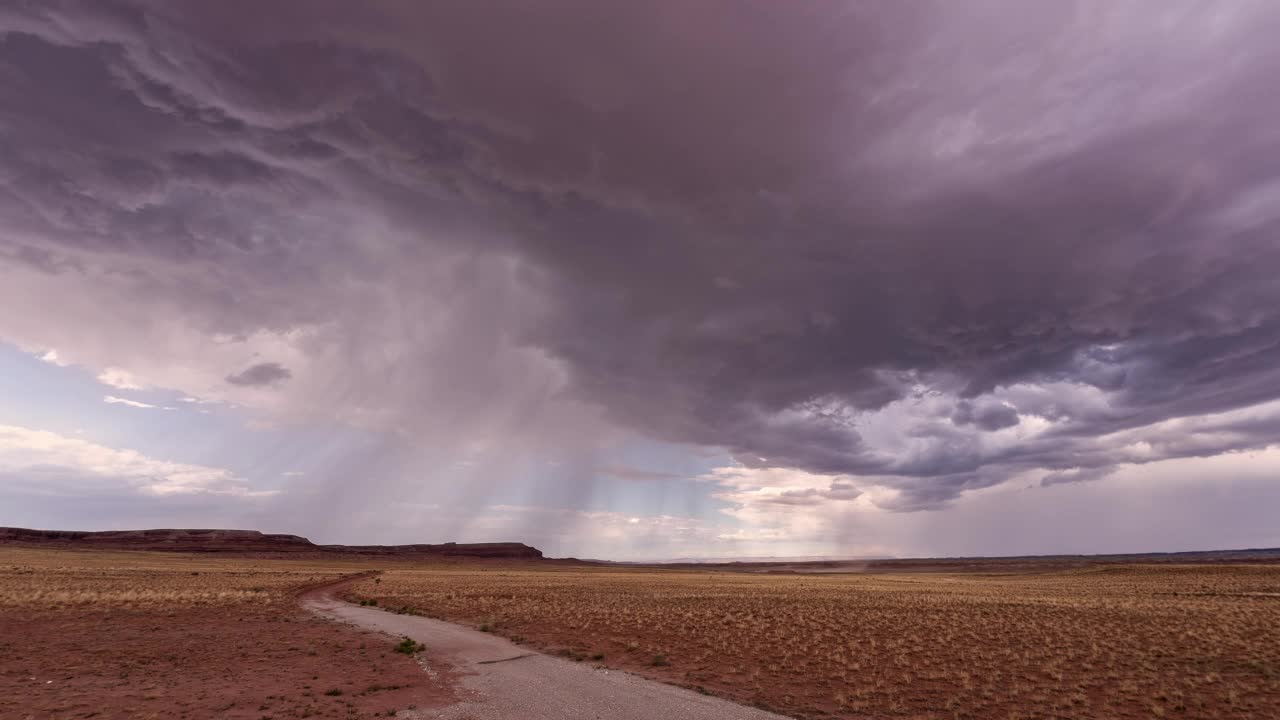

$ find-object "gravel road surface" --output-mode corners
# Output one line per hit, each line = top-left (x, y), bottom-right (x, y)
(303, 578), (790, 720)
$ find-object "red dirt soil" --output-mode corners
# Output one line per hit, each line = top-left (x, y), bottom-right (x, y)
(0, 598), (457, 719)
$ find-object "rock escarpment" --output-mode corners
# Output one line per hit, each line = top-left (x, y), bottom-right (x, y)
(0, 527), (543, 559)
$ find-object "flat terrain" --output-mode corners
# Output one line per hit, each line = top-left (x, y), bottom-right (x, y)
(5, 545), (1279, 719)
(307, 578), (787, 720)
(0, 548), (455, 719)
(347, 563), (1280, 719)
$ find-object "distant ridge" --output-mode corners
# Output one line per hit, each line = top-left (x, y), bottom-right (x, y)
(0, 527), (543, 559)
(654, 555), (896, 564)
(642, 547), (1280, 573)
(580, 547), (1280, 574)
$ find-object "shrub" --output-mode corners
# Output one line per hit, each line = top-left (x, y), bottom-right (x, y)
(393, 637), (426, 655)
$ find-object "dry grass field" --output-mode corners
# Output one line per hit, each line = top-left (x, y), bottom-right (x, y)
(0, 548), (354, 610)
(348, 563), (1280, 719)
(0, 547), (454, 720)
(5, 546), (1277, 720)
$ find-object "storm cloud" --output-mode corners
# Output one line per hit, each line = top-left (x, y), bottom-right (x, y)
(226, 362), (291, 387)
(3, 0), (1280, 519)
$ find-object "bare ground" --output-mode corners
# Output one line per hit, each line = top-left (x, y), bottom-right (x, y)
(0, 576), (457, 720)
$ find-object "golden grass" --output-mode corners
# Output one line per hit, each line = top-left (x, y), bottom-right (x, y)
(350, 563), (1280, 719)
(5, 546), (1276, 718)
(0, 546), (369, 609)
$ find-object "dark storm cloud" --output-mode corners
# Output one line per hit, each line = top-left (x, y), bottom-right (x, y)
(826, 483), (862, 501)
(754, 482), (863, 508)
(226, 362), (291, 387)
(952, 401), (1020, 432)
(762, 488), (825, 507)
(1040, 467), (1117, 488)
(4, 1), (1280, 508)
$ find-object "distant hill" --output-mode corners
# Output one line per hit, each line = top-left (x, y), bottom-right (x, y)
(0, 527), (543, 559)
(653, 555), (896, 564)
(645, 547), (1280, 574)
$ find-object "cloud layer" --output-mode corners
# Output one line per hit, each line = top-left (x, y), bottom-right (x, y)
(0, 424), (271, 498)
(2, 1), (1280, 530)
(226, 362), (291, 388)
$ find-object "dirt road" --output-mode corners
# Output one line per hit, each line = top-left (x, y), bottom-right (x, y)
(302, 577), (790, 720)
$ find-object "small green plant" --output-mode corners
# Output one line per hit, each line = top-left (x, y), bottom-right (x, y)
(323, 689), (343, 696)
(651, 654), (670, 667)
(592, 653), (605, 661)
(479, 623), (491, 632)
(393, 637), (426, 655)
(368, 599), (377, 606)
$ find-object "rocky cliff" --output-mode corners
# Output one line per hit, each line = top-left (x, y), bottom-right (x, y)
(0, 527), (543, 559)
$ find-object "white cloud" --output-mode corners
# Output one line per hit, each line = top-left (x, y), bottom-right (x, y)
(474, 501), (899, 561)
(103, 395), (159, 409)
(38, 349), (68, 366)
(701, 465), (868, 509)
(685, 465), (893, 555)
(178, 396), (219, 405)
(97, 368), (145, 390)
(0, 424), (275, 498)
(479, 504), (721, 558)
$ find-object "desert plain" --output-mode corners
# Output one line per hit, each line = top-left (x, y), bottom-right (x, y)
(0, 547), (456, 720)
(2, 543), (1278, 720)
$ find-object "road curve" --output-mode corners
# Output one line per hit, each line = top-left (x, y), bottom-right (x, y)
(302, 577), (790, 720)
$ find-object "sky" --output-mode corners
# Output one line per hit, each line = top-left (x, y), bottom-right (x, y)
(2, 1), (1280, 560)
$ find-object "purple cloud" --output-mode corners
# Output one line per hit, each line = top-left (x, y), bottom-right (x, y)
(2, 0), (1280, 516)
(226, 362), (291, 388)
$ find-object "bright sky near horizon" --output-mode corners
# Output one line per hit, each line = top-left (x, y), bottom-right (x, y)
(2, 1), (1280, 559)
